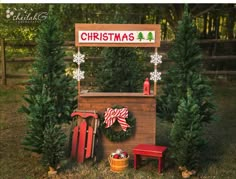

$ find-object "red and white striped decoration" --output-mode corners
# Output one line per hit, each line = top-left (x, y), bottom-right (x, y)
(104, 107), (130, 131)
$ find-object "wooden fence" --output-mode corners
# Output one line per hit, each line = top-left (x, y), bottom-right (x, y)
(1, 38), (236, 85)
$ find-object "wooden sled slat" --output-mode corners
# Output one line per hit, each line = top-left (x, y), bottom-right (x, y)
(85, 126), (93, 159)
(71, 126), (79, 159)
(71, 111), (98, 119)
(77, 121), (87, 163)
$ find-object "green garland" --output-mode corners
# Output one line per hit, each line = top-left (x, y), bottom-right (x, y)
(100, 105), (136, 142)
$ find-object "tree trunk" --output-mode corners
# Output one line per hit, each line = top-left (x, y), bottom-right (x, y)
(212, 15), (220, 55)
(227, 4), (235, 39)
(208, 15), (213, 38)
(163, 19), (168, 40)
(1, 38), (6, 85)
(203, 14), (208, 39)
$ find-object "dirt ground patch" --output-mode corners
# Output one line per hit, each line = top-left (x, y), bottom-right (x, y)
(0, 85), (45, 179)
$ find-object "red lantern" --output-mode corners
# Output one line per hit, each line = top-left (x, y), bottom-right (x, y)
(143, 78), (150, 95)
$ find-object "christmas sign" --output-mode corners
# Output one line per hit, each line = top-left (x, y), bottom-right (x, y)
(75, 24), (160, 47)
(78, 31), (155, 43)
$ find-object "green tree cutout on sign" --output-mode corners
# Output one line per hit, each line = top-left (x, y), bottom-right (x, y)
(137, 32), (145, 41)
(147, 32), (154, 41)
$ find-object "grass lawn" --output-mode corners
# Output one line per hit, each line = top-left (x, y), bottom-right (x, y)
(0, 81), (236, 179)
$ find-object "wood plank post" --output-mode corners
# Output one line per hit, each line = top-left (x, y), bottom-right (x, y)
(77, 47), (81, 97)
(1, 38), (6, 85)
(153, 47), (158, 96)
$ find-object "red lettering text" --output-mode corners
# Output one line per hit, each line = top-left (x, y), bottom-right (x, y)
(129, 33), (134, 41)
(122, 33), (128, 41)
(80, 32), (87, 40)
(108, 33), (114, 41)
(114, 33), (121, 41)
(87, 33), (93, 40)
(103, 33), (108, 41)
(93, 32), (99, 40)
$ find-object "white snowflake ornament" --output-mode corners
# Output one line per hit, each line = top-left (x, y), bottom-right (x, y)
(73, 69), (85, 81)
(73, 52), (85, 65)
(150, 52), (162, 65)
(150, 69), (161, 82)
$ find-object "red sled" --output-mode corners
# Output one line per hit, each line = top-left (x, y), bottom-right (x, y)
(70, 111), (99, 163)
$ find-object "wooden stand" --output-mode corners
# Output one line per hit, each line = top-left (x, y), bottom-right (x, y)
(133, 144), (167, 173)
(74, 24), (161, 160)
(78, 92), (156, 157)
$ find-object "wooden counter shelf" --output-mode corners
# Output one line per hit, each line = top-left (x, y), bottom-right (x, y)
(78, 92), (157, 158)
(80, 92), (155, 97)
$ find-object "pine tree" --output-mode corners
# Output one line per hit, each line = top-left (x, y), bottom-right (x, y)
(42, 122), (66, 169)
(157, 5), (215, 123)
(95, 12), (144, 92)
(21, 14), (77, 153)
(157, 5), (216, 173)
(22, 85), (56, 153)
(96, 47), (144, 92)
(170, 89), (205, 170)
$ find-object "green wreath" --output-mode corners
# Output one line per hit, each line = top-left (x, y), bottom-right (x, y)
(100, 105), (136, 142)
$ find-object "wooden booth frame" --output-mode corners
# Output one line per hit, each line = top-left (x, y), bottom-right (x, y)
(74, 23), (161, 157)
(75, 23), (161, 96)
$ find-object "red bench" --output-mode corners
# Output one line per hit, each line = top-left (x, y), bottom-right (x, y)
(133, 144), (167, 173)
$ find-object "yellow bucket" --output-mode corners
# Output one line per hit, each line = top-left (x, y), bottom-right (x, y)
(108, 155), (129, 173)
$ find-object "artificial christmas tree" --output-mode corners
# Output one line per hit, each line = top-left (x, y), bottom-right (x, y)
(157, 6), (215, 123)
(170, 89), (204, 172)
(157, 5), (216, 175)
(96, 47), (143, 92)
(21, 14), (77, 154)
(42, 122), (66, 174)
(22, 86), (57, 153)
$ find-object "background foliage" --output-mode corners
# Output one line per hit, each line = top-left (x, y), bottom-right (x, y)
(0, 4), (235, 82)
(1, 4), (235, 41)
